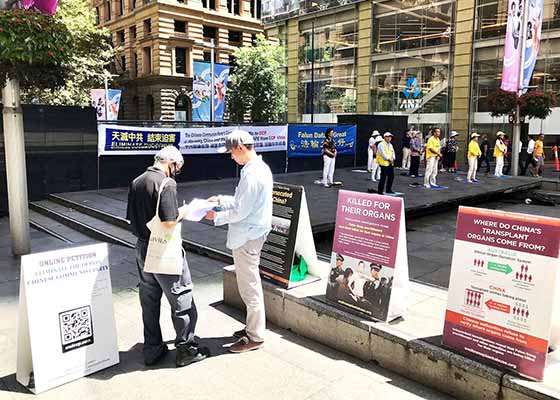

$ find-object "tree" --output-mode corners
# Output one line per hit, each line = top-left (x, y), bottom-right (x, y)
(227, 34), (286, 123)
(21, 0), (114, 106)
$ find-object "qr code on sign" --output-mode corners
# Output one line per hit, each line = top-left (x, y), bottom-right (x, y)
(59, 305), (94, 353)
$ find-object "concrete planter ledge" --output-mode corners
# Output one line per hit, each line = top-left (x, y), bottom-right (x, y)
(223, 266), (560, 400)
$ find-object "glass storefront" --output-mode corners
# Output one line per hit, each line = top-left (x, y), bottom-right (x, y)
(471, 0), (560, 144)
(370, 0), (455, 135)
(297, 10), (357, 120)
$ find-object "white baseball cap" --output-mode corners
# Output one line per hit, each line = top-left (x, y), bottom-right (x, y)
(383, 132), (393, 137)
(218, 129), (255, 153)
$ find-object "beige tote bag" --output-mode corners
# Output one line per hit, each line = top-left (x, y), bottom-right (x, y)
(144, 178), (184, 275)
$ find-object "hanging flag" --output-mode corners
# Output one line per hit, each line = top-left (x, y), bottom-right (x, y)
(19, 0), (58, 15)
(501, 0), (523, 92)
(521, 0), (544, 93)
(91, 89), (122, 121)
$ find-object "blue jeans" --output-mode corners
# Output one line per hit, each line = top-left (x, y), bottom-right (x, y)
(135, 239), (197, 362)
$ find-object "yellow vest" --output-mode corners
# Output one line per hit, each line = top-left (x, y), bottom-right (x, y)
(426, 136), (440, 159)
(376, 141), (392, 167)
(493, 139), (506, 158)
(468, 140), (481, 158)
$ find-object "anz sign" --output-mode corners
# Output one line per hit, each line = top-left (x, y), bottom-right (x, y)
(399, 77), (423, 110)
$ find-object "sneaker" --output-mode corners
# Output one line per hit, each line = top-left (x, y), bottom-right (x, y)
(144, 345), (169, 366)
(417, 174), (424, 177)
(176, 345), (210, 368)
(385, 191), (396, 194)
(430, 184), (442, 189)
(323, 184), (331, 188)
(472, 178), (480, 183)
(229, 336), (264, 353)
(233, 328), (247, 339)
(423, 184), (430, 188)
(467, 180), (473, 183)
(410, 175), (416, 178)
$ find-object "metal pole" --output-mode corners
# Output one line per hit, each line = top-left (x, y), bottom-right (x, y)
(311, 22), (315, 124)
(104, 74), (110, 121)
(210, 38), (215, 123)
(512, 0), (529, 176)
(2, 78), (30, 256)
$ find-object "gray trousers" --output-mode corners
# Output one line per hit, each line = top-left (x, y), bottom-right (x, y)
(135, 239), (197, 362)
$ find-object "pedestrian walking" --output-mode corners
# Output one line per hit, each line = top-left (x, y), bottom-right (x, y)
(126, 146), (209, 367)
(401, 129), (411, 170)
(478, 134), (491, 174)
(522, 135), (536, 175)
(494, 131), (507, 177)
(206, 129), (273, 353)
(409, 130), (422, 178)
(532, 133), (546, 177)
(467, 133), (481, 183)
(321, 128), (337, 187)
(446, 131), (459, 172)
(368, 130), (380, 172)
(424, 128), (443, 188)
(377, 132), (396, 195)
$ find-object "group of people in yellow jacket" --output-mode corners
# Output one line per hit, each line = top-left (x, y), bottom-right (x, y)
(466, 131), (507, 182)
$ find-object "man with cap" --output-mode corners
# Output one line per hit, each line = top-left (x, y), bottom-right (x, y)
(205, 129), (273, 353)
(368, 130), (380, 173)
(493, 131), (507, 177)
(127, 146), (209, 367)
(362, 264), (382, 312)
(467, 133), (481, 183)
(424, 127), (443, 188)
(376, 132), (396, 195)
(327, 253), (345, 299)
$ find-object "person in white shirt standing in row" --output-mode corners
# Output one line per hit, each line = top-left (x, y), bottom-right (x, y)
(205, 130), (273, 353)
(493, 131), (508, 177)
(522, 135), (536, 176)
(367, 130), (380, 173)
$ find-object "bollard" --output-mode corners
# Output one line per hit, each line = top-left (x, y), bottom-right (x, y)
(554, 145), (559, 172)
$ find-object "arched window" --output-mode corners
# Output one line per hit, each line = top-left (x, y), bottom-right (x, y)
(175, 94), (191, 121)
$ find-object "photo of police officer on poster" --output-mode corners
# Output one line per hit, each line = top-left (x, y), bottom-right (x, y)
(326, 253), (394, 321)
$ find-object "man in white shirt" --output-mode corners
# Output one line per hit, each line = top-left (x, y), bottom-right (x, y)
(522, 135), (536, 176)
(367, 130), (380, 172)
(205, 130), (273, 353)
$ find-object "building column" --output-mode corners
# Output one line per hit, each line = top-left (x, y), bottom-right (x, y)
(355, 1), (372, 114)
(450, 0), (476, 163)
(286, 18), (299, 123)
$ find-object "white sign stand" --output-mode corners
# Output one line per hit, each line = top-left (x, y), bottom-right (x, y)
(16, 243), (119, 394)
(386, 203), (410, 321)
(295, 189), (323, 279)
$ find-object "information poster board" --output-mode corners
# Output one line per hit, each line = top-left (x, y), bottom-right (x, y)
(443, 207), (560, 381)
(17, 243), (119, 393)
(325, 190), (409, 321)
(259, 183), (320, 289)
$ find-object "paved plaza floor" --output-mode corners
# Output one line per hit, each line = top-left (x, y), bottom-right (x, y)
(0, 219), (452, 400)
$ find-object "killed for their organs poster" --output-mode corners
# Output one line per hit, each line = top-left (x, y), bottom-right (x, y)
(443, 207), (560, 381)
(325, 190), (409, 321)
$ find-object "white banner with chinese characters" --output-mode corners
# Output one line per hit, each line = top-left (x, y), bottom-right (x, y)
(97, 124), (287, 156)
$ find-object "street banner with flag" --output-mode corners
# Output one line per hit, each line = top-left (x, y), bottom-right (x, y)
(522, 0), (544, 93)
(192, 61), (230, 122)
(19, 0), (58, 15)
(501, 0), (523, 92)
(213, 63), (230, 122)
(90, 89), (122, 121)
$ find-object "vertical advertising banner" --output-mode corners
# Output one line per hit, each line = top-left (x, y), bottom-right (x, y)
(259, 183), (303, 288)
(192, 61), (229, 122)
(287, 125), (357, 158)
(17, 243), (119, 393)
(522, 0), (544, 92)
(325, 190), (409, 321)
(91, 89), (122, 120)
(501, 0), (523, 92)
(443, 207), (560, 381)
(213, 63), (230, 122)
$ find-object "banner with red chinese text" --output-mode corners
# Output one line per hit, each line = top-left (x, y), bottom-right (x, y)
(443, 206), (560, 380)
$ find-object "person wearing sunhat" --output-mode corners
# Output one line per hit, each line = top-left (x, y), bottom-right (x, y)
(467, 133), (482, 183)
(446, 131), (460, 173)
(493, 131), (508, 177)
(376, 132), (396, 195)
(368, 130), (380, 173)
(205, 129), (273, 353)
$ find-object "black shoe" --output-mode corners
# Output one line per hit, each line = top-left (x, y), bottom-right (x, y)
(176, 345), (210, 368)
(233, 328), (247, 339)
(144, 345), (169, 366)
(385, 191), (396, 194)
